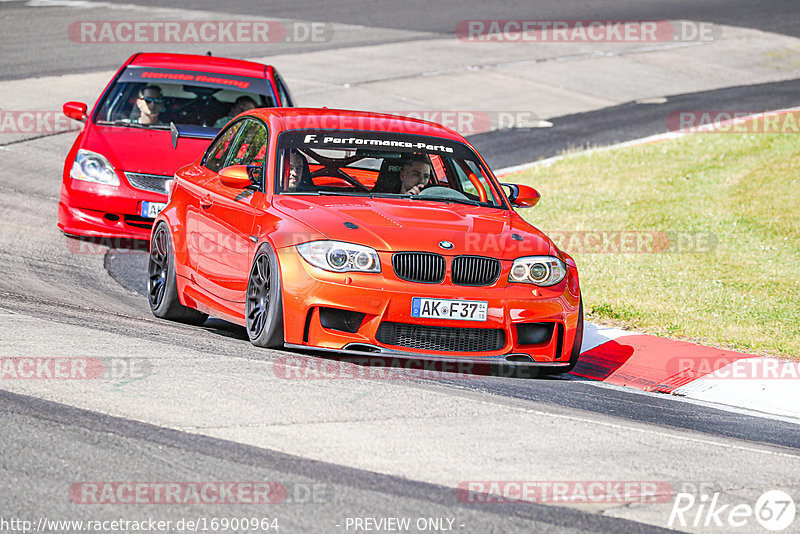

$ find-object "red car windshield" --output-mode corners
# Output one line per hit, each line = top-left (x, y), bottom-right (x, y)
(275, 130), (506, 209)
(94, 66), (276, 129)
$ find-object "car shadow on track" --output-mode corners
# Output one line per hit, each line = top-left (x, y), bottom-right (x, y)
(99, 238), (565, 381)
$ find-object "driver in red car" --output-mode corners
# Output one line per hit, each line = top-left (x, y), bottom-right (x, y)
(134, 85), (164, 125)
(399, 154), (432, 195)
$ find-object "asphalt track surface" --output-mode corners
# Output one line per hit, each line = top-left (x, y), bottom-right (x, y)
(2, 0), (800, 80)
(2, 390), (673, 533)
(474, 78), (800, 169)
(2, 1), (800, 533)
(105, 250), (800, 452)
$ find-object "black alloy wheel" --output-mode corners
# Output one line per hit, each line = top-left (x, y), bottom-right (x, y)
(246, 245), (284, 348)
(148, 223), (208, 325)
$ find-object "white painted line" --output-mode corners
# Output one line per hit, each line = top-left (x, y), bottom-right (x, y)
(674, 358), (800, 419)
(580, 322), (632, 353)
(575, 378), (800, 427)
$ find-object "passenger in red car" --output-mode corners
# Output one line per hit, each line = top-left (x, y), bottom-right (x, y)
(135, 85), (164, 125)
(285, 149), (314, 192)
(214, 96), (258, 127)
(288, 150), (306, 190)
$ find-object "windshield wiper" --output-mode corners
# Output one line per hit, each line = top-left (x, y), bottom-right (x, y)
(96, 120), (169, 130)
(293, 190), (371, 197)
(290, 190), (486, 206)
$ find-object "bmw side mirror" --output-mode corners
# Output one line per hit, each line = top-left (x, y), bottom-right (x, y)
(219, 165), (255, 189)
(502, 183), (540, 208)
(218, 165), (262, 190)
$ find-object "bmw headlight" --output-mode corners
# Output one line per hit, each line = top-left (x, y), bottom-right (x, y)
(297, 241), (381, 273)
(70, 149), (119, 186)
(509, 256), (567, 286)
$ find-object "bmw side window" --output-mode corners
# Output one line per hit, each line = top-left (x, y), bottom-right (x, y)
(447, 158), (501, 207)
(204, 121), (245, 173)
(228, 120), (269, 167)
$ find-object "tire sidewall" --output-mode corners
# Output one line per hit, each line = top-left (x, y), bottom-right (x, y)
(149, 223), (177, 316)
(246, 243), (284, 347)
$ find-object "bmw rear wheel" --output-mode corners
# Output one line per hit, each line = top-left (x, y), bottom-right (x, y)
(246, 244), (284, 348)
(148, 223), (208, 325)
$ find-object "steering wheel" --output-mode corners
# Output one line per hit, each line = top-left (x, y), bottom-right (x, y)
(418, 186), (470, 201)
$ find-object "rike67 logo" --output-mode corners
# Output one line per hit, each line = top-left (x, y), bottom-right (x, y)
(669, 489), (796, 531)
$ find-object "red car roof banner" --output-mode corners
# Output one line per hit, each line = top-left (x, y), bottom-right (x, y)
(121, 66), (269, 93)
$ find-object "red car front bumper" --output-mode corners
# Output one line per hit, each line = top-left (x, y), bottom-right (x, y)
(58, 175), (167, 240)
(277, 248), (581, 366)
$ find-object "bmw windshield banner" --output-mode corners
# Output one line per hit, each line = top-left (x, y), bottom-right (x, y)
(278, 130), (476, 158)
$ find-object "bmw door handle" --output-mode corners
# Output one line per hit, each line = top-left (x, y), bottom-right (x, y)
(200, 195), (213, 209)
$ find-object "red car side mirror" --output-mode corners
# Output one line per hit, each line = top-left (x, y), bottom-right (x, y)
(63, 101), (88, 122)
(219, 165), (261, 189)
(502, 183), (540, 208)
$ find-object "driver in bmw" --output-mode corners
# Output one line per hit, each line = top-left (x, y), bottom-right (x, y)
(399, 155), (432, 195)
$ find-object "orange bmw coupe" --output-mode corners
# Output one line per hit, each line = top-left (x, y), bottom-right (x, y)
(148, 108), (583, 373)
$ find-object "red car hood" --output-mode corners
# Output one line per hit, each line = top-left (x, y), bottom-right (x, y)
(272, 196), (552, 259)
(82, 124), (211, 176)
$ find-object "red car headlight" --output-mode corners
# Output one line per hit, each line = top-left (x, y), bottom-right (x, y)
(509, 256), (567, 286)
(70, 149), (119, 186)
(296, 241), (381, 273)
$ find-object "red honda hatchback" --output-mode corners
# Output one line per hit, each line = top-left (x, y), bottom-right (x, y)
(59, 52), (294, 240)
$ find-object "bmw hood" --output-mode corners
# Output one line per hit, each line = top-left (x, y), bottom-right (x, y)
(272, 196), (553, 259)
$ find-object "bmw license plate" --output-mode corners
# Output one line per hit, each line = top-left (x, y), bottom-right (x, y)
(141, 201), (167, 218)
(411, 297), (488, 321)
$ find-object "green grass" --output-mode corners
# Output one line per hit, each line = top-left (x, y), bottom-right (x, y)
(511, 131), (800, 358)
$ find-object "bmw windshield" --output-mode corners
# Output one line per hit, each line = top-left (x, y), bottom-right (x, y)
(274, 130), (507, 209)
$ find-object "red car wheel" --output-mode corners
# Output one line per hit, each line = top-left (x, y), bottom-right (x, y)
(245, 245), (284, 348)
(148, 223), (208, 325)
